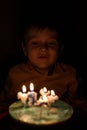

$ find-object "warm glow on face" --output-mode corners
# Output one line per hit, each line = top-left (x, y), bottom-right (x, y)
(30, 83), (34, 91)
(43, 87), (47, 93)
(22, 85), (27, 93)
(51, 90), (55, 96)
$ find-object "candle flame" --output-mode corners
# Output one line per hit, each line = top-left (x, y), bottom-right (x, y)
(51, 90), (55, 96)
(22, 85), (27, 93)
(30, 83), (34, 91)
(43, 87), (47, 93)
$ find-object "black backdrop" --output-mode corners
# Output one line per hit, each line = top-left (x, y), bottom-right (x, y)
(0, 1), (87, 96)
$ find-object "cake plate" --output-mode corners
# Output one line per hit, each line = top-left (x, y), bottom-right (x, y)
(9, 100), (73, 126)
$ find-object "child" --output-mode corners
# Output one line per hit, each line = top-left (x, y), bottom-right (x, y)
(0, 23), (87, 129)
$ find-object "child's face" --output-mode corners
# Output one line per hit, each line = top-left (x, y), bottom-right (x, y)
(22, 28), (60, 71)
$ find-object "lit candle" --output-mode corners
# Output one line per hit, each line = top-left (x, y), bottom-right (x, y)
(17, 91), (22, 100)
(51, 90), (59, 100)
(39, 87), (46, 96)
(38, 95), (48, 107)
(28, 83), (37, 105)
(47, 90), (59, 104)
(43, 87), (47, 93)
(39, 87), (50, 96)
(43, 95), (48, 103)
(17, 85), (28, 104)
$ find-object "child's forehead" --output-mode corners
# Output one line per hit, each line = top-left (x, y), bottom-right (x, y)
(27, 27), (58, 38)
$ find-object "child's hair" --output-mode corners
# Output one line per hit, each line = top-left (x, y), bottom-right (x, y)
(22, 22), (64, 48)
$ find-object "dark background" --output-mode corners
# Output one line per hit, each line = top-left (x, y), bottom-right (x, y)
(0, 1), (87, 96)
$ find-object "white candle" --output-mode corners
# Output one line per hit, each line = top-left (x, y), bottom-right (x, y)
(36, 95), (48, 107)
(43, 87), (47, 93)
(47, 90), (59, 104)
(17, 85), (28, 104)
(51, 90), (59, 100)
(39, 87), (50, 96)
(17, 91), (22, 100)
(39, 88), (45, 96)
(28, 83), (37, 105)
(43, 95), (48, 102)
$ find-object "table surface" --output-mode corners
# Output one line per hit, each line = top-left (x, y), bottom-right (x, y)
(9, 100), (73, 126)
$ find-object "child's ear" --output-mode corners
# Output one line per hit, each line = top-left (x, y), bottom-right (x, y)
(22, 42), (27, 56)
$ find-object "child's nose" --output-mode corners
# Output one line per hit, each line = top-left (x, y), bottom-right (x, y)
(39, 44), (48, 50)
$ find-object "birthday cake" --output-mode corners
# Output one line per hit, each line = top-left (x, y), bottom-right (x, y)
(9, 83), (73, 126)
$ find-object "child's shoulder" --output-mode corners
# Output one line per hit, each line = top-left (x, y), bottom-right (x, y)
(8, 63), (27, 75)
(57, 63), (76, 73)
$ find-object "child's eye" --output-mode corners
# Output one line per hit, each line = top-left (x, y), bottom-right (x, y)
(29, 42), (40, 48)
(48, 42), (58, 47)
(31, 42), (39, 46)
